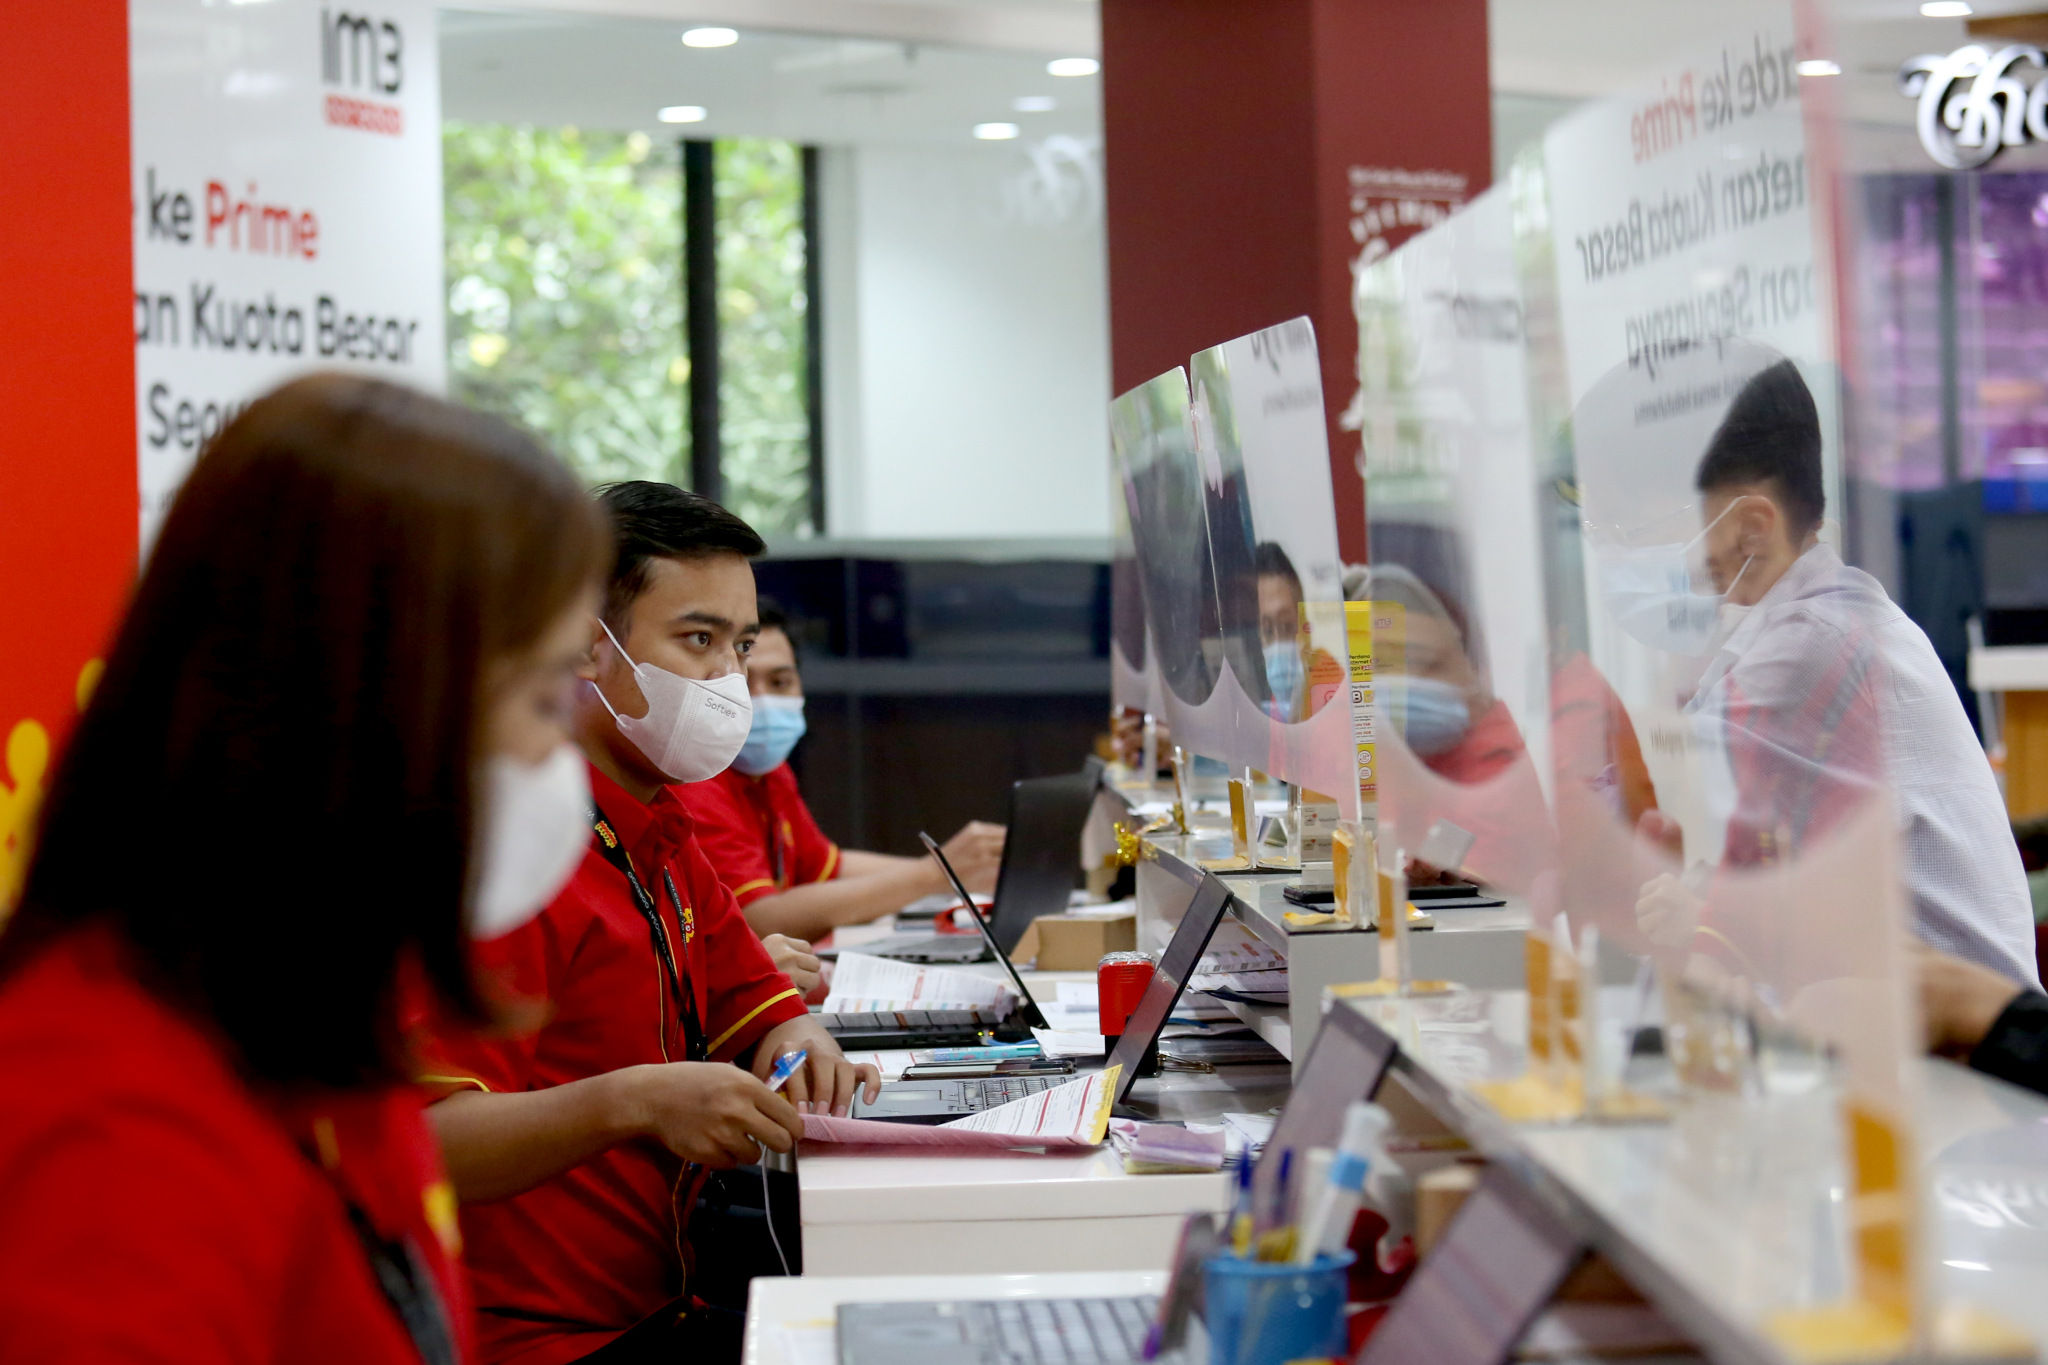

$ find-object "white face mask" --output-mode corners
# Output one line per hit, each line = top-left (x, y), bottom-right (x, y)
(472, 745), (591, 939)
(1592, 501), (1751, 656)
(592, 619), (754, 782)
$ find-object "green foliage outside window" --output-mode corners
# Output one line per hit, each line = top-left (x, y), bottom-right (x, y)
(715, 138), (814, 536)
(443, 124), (816, 536)
(444, 122), (688, 487)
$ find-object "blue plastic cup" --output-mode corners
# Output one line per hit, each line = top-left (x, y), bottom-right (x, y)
(1203, 1249), (1355, 1365)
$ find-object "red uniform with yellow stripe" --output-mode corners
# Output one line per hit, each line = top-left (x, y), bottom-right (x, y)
(417, 761), (807, 1365)
(0, 926), (473, 1365)
(675, 762), (840, 909)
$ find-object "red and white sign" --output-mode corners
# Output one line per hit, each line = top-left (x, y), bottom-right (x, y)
(130, 1), (445, 545)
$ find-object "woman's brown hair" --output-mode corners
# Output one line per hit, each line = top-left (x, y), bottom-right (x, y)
(4, 374), (608, 1088)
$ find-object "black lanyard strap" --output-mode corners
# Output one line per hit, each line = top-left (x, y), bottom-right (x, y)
(591, 806), (707, 1062)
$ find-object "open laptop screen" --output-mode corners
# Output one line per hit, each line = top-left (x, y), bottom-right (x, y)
(1104, 872), (1233, 1104)
(918, 832), (1048, 1029)
(1253, 1005), (1396, 1217)
(986, 770), (1099, 955)
(1353, 1168), (1583, 1365)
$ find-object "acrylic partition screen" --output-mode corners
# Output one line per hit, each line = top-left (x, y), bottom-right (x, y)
(1515, 6), (1953, 1344)
(1358, 187), (1558, 903)
(1184, 318), (1363, 815)
(1109, 368), (1225, 752)
(1108, 432), (1160, 719)
(1795, 2), (2048, 1342)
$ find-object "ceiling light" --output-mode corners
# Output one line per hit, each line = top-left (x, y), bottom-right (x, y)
(682, 26), (739, 48)
(1920, 1), (1971, 16)
(1047, 57), (1099, 77)
(1013, 95), (1057, 113)
(1796, 58), (1841, 76)
(658, 105), (708, 123)
(974, 122), (1021, 140)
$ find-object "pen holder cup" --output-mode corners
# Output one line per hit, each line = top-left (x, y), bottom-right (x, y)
(1203, 1250), (1354, 1365)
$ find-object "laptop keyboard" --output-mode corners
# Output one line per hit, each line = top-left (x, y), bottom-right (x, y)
(961, 1074), (1061, 1111)
(966, 1295), (1158, 1364)
(821, 1008), (998, 1033)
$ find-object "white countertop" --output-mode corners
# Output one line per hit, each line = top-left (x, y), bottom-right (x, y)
(1339, 988), (2048, 1364)
(1969, 645), (2048, 692)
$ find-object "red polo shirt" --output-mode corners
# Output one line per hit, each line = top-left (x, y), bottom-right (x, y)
(420, 762), (808, 1365)
(676, 763), (840, 909)
(0, 926), (472, 1365)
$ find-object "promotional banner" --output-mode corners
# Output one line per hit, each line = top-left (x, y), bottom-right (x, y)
(1524, 9), (1844, 863)
(131, 0), (446, 543)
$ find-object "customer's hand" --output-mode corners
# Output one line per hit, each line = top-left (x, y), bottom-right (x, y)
(1918, 945), (2025, 1058)
(624, 1062), (804, 1167)
(1635, 808), (1684, 861)
(940, 821), (1006, 894)
(1635, 873), (1701, 950)
(752, 1016), (882, 1118)
(762, 934), (821, 994)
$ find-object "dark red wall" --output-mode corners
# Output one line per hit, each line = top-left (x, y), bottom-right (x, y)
(1103, 0), (1493, 558)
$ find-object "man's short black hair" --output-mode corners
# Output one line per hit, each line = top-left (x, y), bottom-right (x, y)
(596, 481), (764, 626)
(755, 595), (790, 637)
(1694, 359), (1824, 537)
(1254, 541), (1301, 593)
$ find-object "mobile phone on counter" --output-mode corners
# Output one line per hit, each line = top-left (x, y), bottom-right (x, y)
(899, 1058), (1076, 1080)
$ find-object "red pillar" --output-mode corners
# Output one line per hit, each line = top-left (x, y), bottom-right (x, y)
(0, 6), (136, 908)
(1102, 0), (1492, 559)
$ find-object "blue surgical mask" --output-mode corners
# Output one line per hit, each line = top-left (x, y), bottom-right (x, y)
(1379, 675), (1471, 757)
(1591, 500), (1752, 657)
(732, 694), (806, 777)
(1262, 641), (1303, 720)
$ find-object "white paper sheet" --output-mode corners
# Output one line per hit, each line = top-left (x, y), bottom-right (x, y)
(1032, 1027), (1107, 1059)
(821, 952), (1015, 1015)
(1056, 980), (1101, 1009)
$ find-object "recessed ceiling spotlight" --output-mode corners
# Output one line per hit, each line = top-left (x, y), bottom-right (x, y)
(658, 105), (708, 123)
(682, 26), (739, 48)
(1920, 1), (1971, 16)
(974, 122), (1021, 140)
(1014, 95), (1058, 113)
(1047, 57), (1099, 78)
(1796, 58), (1842, 76)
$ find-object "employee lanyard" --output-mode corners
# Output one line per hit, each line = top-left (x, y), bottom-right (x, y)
(591, 806), (707, 1064)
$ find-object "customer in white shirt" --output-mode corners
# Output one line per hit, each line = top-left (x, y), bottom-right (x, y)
(1638, 359), (2038, 987)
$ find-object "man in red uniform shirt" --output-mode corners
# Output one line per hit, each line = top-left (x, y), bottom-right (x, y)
(423, 483), (879, 1365)
(678, 599), (1006, 944)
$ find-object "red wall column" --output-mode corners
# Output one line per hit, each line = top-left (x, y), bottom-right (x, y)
(0, 6), (137, 909)
(1102, 0), (1492, 559)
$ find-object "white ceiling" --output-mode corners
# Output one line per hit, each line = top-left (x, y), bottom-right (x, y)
(439, 7), (1102, 146)
(440, 0), (2000, 153)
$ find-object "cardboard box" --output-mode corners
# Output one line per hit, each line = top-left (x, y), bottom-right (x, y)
(1012, 909), (1137, 970)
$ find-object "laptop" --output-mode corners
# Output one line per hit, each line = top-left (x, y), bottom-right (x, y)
(849, 855), (1233, 1124)
(836, 1293), (1160, 1365)
(1250, 1003), (1398, 1223)
(821, 834), (1053, 1055)
(819, 766), (1101, 965)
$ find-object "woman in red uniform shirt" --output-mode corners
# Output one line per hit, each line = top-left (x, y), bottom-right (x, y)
(0, 376), (608, 1365)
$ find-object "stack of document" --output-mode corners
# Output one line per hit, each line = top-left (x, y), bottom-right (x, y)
(800, 1069), (1120, 1150)
(1199, 921), (1287, 974)
(821, 952), (1015, 1017)
(1192, 922), (1288, 1003)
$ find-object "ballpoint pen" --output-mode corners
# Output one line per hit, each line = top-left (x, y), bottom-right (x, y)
(766, 1049), (808, 1093)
